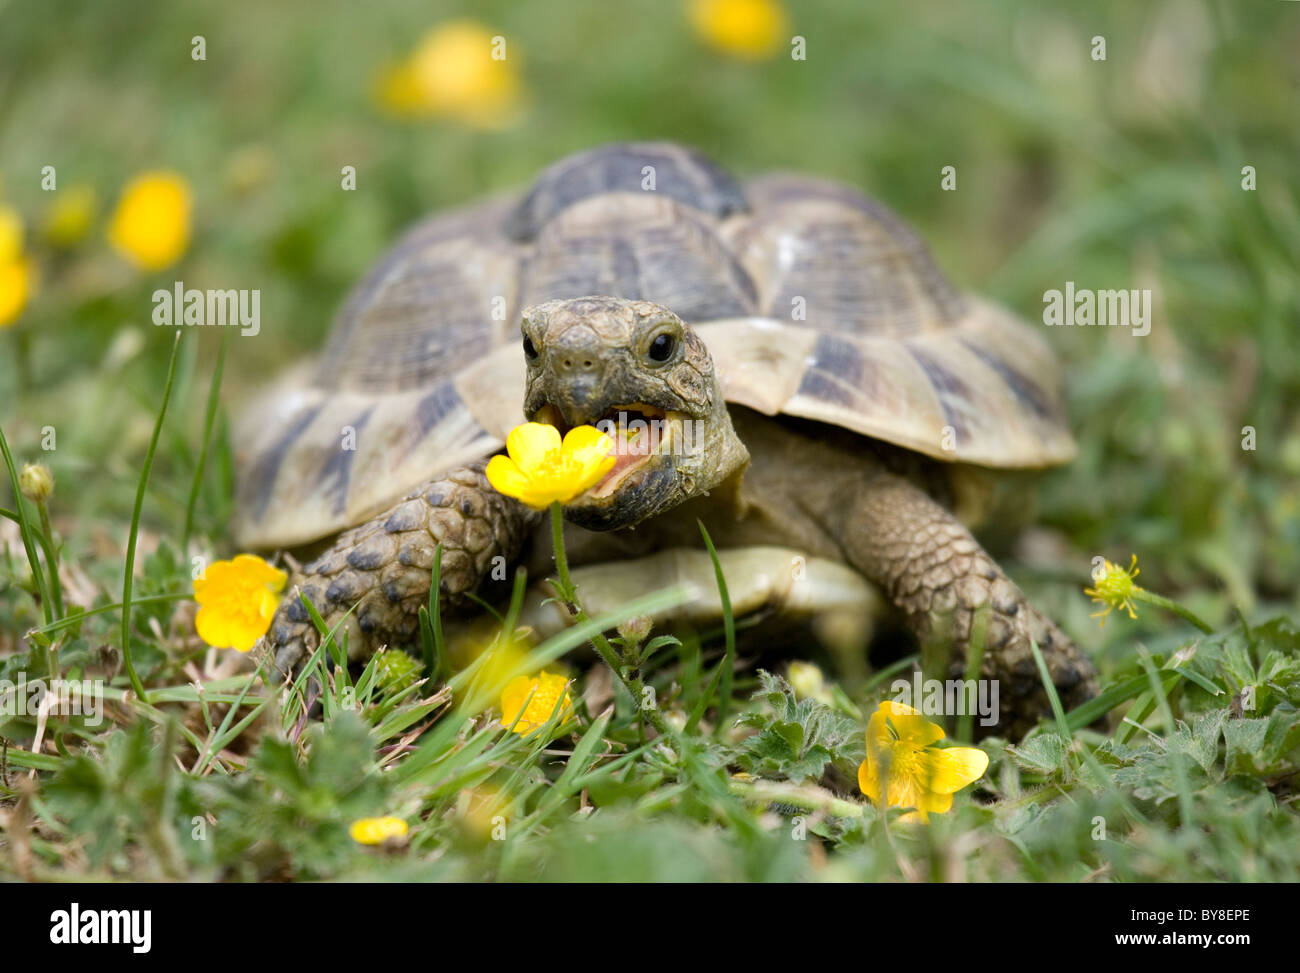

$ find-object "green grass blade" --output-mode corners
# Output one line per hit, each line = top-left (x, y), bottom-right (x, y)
(684, 659), (726, 735)
(956, 603), (990, 743)
(697, 519), (734, 729)
(864, 653), (920, 692)
(120, 330), (183, 702)
(34, 501), (64, 619)
(181, 328), (228, 552)
(1170, 665), (1224, 698)
(0, 423), (53, 626)
(423, 542), (445, 680)
(1028, 638), (1072, 741)
(29, 592), (189, 637)
(1064, 671), (1177, 732)
(193, 665), (264, 775)
(500, 566), (528, 640)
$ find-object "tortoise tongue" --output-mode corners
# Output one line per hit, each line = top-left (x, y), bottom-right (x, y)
(593, 427), (656, 492)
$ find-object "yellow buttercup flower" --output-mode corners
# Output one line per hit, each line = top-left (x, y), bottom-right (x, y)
(500, 671), (572, 734)
(0, 255), (33, 328)
(485, 422), (615, 509)
(193, 554), (287, 652)
(688, 0), (788, 60)
(1084, 554), (1142, 625)
(107, 171), (192, 271)
(44, 185), (97, 248)
(858, 700), (989, 824)
(349, 816), (409, 845)
(375, 21), (522, 128)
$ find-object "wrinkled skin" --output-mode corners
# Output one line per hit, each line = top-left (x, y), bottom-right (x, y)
(267, 296), (1097, 738)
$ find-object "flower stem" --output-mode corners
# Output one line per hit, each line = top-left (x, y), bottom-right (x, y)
(547, 502), (671, 737)
(35, 499), (63, 678)
(36, 500), (64, 620)
(1133, 589), (1214, 634)
(727, 776), (865, 820)
(549, 501), (572, 608)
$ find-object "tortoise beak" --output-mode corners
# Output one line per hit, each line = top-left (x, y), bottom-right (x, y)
(531, 403), (570, 434)
(551, 377), (606, 428)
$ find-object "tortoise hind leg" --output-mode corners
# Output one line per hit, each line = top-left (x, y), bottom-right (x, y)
(838, 471), (1098, 738)
(265, 462), (540, 681)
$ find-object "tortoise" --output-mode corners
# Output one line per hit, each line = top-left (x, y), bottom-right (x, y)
(235, 141), (1097, 736)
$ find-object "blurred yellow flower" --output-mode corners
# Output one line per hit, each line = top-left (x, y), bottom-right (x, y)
(193, 554), (287, 652)
(1084, 554), (1142, 625)
(44, 185), (97, 248)
(486, 422), (615, 510)
(688, 0), (788, 60)
(0, 204), (36, 328)
(349, 816), (409, 845)
(376, 21), (522, 128)
(107, 171), (192, 271)
(501, 671), (572, 734)
(457, 785), (505, 840)
(0, 255), (33, 328)
(858, 700), (989, 823)
(0, 204), (23, 261)
(468, 632), (530, 696)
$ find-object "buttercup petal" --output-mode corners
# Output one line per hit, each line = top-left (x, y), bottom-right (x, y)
(562, 427), (616, 493)
(194, 605), (233, 649)
(228, 623), (260, 654)
(520, 483), (568, 508)
(916, 746), (990, 795)
(884, 712), (947, 748)
(918, 790), (955, 815)
(866, 700), (945, 749)
(562, 424), (614, 460)
(233, 553), (287, 590)
(858, 758), (882, 803)
(507, 422), (561, 471)
(500, 671), (571, 734)
(485, 455), (535, 503)
(349, 816), (408, 845)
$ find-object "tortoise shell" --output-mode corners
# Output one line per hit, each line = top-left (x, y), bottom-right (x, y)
(234, 142), (1074, 548)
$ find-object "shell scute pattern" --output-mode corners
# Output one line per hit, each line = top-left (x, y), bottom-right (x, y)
(235, 143), (1073, 547)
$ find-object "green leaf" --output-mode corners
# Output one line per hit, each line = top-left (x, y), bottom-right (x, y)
(1007, 733), (1068, 776)
(734, 671), (861, 783)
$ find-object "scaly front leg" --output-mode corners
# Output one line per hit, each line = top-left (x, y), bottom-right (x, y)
(841, 471), (1098, 738)
(265, 463), (540, 681)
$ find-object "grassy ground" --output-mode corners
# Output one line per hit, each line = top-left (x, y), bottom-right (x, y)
(1, 0), (1298, 881)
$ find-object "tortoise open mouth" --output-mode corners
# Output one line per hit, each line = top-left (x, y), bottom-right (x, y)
(532, 401), (683, 499)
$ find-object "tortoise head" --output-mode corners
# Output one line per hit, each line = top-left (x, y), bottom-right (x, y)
(521, 296), (749, 530)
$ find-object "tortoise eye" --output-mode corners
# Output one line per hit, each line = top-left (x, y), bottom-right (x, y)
(523, 335), (539, 360)
(647, 332), (676, 363)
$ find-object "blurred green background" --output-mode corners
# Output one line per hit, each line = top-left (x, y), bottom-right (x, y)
(2, 0), (1298, 661)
